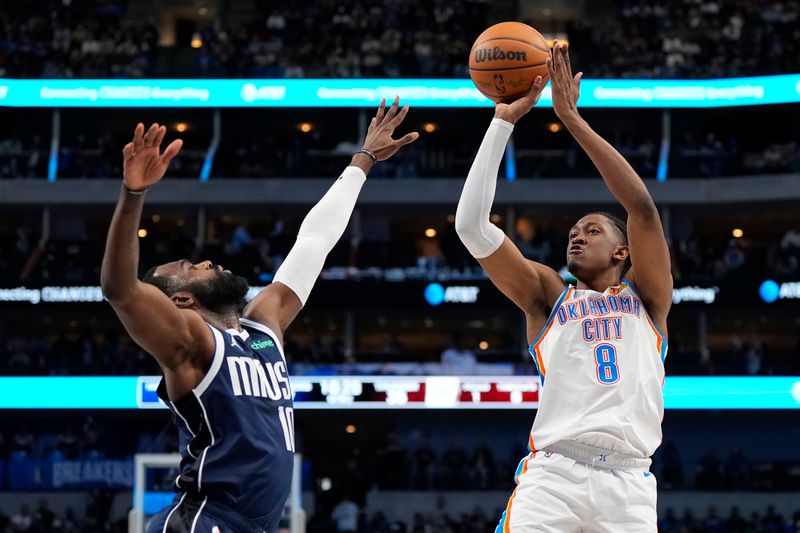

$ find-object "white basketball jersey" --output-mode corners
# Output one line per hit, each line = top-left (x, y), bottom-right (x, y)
(528, 278), (667, 459)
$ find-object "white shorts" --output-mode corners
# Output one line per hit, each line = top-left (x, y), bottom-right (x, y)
(494, 449), (657, 533)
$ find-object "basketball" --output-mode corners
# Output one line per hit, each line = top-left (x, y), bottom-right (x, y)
(469, 21), (550, 103)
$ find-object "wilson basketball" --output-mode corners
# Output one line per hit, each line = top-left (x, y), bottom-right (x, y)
(469, 22), (550, 103)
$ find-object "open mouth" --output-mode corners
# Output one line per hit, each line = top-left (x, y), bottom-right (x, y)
(568, 247), (583, 255)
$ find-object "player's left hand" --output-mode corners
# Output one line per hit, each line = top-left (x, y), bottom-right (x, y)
(122, 122), (183, 191)
(362, 96), (419, 161)
(547, 40), (583, 122)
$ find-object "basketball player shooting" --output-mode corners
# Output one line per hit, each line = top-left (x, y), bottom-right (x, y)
(456, 41), (671, 532)
(100, 98), (417, 533)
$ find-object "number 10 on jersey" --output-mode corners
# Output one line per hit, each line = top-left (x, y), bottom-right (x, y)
(594, 343), (620, 384)
(278, 406), (295, 452)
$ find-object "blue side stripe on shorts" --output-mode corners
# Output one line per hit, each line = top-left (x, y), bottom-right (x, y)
(494, 510), (507, 533)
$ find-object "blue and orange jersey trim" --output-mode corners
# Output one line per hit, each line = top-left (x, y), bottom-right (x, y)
(621, 278), (668, 362)
(527, 285), (573, 384)
(495, 453), (534, 533)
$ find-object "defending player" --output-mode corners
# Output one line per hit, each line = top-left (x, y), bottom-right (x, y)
(100, 98), (417, 533)
(455, 42), (671, 531)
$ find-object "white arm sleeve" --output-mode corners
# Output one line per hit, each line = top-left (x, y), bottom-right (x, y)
(273, 166), (366, 305)
(454, 118), (513, 258)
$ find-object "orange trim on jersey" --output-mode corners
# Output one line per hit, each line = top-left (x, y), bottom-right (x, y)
(502, 488), (518, 533)
(620, 278), (668, 362)
(642, 311), (665, 358)
(504, 458), (530, 533)
(533, 347), (546, 377)
(530, 286), (574, 377)
(528, 434), (536, 452)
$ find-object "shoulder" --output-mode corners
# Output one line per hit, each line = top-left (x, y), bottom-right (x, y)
(529, 261), (567, 310)
(239, 316), (284, 347)
(622, 272), (669, 334)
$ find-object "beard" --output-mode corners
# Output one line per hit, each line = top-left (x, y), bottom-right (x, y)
(185, 270), (249, 314)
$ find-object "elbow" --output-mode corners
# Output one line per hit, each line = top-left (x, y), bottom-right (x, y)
(100, 281), (120, 302)
(454, 209), (475, 243)
(100, 275), (131, 303)
(629, 198), (659, 220)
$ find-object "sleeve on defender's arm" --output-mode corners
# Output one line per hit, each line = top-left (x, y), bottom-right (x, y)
(272, 165), (366, 305)
(454, 118), (513, 259)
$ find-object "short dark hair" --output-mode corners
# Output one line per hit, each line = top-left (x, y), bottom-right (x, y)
(588, 212), (632, 277)
(142, 265), (175, 296)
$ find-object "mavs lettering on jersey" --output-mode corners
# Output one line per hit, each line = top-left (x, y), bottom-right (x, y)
(156, 317), (294, 532)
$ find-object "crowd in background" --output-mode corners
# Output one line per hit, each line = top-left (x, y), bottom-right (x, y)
(5, 214), (800, 285)
(569, 0), (800, 79)
(2, 323), (798, 377)
(0, 492), (115, 533)
(0, 0), (156, 79)
(1, 124), (797, 180)
(4, 216), (800, 377)
(0, 501), (797, 533)
(193, 0), (490, 79)
(2, 0), (799, 79)
(310, 504), (800, 533)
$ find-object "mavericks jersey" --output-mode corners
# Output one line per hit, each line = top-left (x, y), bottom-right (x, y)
(157, 317), (294, 531)
(528, 278), (666, 459)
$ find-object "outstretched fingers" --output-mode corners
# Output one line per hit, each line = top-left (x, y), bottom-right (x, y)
(160, 139), (183, 166)
(386, 95), (400, 121)
(546, 56), (555, 79)
(375, 98), (387, 124)
(142, 123), (159, 147)
(561, 42), (572, 75)
(122, 142), (134, 159)
(389, 104), (410, 128)
(132, 123), (145, 149)
(152, 125), (167, 149)
(396, 131), (419, 147)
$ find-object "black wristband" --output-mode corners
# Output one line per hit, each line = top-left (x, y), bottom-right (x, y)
(122, 183), (149, 195)
(356, 148), (378, 164)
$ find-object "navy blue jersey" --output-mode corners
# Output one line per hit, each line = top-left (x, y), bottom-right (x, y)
(156, 317), (294, 532)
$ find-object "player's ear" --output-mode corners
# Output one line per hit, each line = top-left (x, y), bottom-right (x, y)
(171, 291), (196, 309)
(613, 244), (629, 262)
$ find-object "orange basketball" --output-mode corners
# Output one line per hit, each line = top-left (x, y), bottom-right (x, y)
(469, 22), (550, 104)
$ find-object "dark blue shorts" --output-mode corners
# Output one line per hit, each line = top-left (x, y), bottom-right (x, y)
(145, 495), (268, 533)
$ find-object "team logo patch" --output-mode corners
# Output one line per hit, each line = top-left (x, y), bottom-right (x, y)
(250, 339), (275, 350)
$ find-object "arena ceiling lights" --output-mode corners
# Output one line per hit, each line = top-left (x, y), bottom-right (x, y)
(0, 74), (798, 108)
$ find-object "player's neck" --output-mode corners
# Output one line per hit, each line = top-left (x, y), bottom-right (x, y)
(197, 308), (242, 331)
(575, 270), (622, 293)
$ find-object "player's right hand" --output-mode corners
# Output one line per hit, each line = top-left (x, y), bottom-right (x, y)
(122, 122), (183, 191)
(493, 75), (547, 125)
(361, 96), (419, 161)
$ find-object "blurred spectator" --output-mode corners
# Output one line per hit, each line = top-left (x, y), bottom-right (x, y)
(724, 447), (751, 490)
(696, 449), (723, 490)
(32, 499), (55, 531)
(514, 217), (553, 264)
(331, 495), (359, 533)
(703, 506), (725, 533)
(10, 425), (34, 455)
(659, 441), (685, 489)
(440, 335), (477, 375)
(9, 505), (32, 532)
(409, 436), (436, 490)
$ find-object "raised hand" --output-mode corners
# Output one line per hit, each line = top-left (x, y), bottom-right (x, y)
(362, 96), (419, 161)
(546, 40), (583, 122)
(493, 75), (548, 125)
(122, 123), (183, 191)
